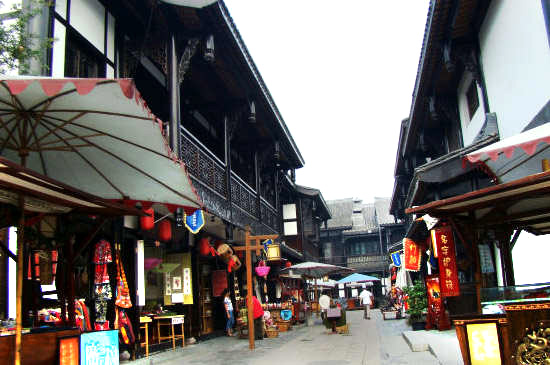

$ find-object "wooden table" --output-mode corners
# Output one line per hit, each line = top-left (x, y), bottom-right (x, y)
(153, 315), (185, 350)
(139, 316), (152, 357)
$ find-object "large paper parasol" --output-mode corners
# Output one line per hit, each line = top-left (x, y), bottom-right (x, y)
(0, 78), (202, 211)
(337, 273), (380, 284)
(280, 261), (353, 279)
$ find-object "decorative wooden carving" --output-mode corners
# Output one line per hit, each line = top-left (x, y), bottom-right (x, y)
(456, 44), (481, 83)
(513, 320), (550, 364)
(178, 38), (200, 85)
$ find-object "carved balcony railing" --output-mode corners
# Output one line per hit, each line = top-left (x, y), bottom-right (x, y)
(181, 129), (280, 233)
(181, 131), (227, 198)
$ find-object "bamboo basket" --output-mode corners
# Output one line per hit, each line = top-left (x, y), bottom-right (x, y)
(265, 328), (279, 338)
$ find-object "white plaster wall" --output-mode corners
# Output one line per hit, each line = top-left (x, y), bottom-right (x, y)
(51, 19), (66, 77)
(55, 0), (67, 20)
(458, 71), (486, 146)
(69, 0), (105, 53)
(480, 0), (550, 138)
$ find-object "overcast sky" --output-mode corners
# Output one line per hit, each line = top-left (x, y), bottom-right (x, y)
(224, 1), (430, 202)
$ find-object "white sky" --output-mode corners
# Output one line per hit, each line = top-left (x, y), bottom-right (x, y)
(224, 1), (430, 202)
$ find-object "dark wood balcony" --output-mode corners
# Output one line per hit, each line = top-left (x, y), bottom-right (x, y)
(181, 129), (279, 234)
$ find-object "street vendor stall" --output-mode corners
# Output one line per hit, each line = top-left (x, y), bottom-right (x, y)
(0, 157), (143, 364)
(406, 166), (550, 364)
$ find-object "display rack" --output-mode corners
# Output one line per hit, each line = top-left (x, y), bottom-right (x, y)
(199, 267), (213, 335)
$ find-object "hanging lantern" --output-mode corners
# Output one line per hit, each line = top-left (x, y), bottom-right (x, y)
(227, 255), (241, 272)
(216, 243), (233, 262)
(158, 220), (172, 241)
(140, 208), (155, 230)
(266, 242), (281, 261)
(285, 261), (292, 268)
(198, 237), (216, 257)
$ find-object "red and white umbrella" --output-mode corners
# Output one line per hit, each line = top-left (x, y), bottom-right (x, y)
(464, 123), (550, 183)
(0, 78), (202, 212)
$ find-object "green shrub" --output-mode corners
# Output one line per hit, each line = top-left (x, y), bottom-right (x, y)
(402, 279), (427, 324)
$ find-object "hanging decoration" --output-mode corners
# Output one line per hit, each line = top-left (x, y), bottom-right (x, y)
(391, 251), (402, 267)
(265, 241), (281, 261)
(115, 251), (132, 309)
(198, 237), (217, 257)
(431, 226), (460, 297)
(184, 209), (205, 234)
(93, 240), (113, 330)
(227, 255), (241, 273)
(140, 207), (155, 230)
(255, 260), (270, 278)
(158, 219), (172, 241)
(404, 238), (422, 271)
(216, 243), (234, 261)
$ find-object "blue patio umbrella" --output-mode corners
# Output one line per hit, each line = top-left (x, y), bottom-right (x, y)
(337, 273), (380, 284)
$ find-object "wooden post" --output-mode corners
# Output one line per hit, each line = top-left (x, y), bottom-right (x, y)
(233, 229), (278, 350)
(14, 195), (25, 365)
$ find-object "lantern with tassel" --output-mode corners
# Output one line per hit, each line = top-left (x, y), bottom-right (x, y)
(216, 243), (233, 262)
(158, 220), (172, 241)
(140, 207), (155, 230)
(227, 255), (241, 272)
(285, 261), (292, 268)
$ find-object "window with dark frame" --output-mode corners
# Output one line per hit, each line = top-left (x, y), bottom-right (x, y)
(65, 32), (106, 78)
(466, 80), (479, 120)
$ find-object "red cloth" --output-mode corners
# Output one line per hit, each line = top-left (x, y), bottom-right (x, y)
(252, 296), (264, 319)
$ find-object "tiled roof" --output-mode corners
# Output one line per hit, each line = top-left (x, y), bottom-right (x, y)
(326, 198), (354, 229)
(325, 197), (395, 233)
(374, 197), (394, 225)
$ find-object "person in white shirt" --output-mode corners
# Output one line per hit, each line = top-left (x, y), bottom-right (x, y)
(359, 289), (373, 319)
(222, 288), (235, 336)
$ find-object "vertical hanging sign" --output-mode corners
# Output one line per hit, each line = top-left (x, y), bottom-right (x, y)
(431, 226), (460, 297)
(391, 251), (402, 267)
(404, 238), (421, 271)
(185, 209), (205, 234)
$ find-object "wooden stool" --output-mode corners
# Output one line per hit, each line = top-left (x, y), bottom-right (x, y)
(139, 316), (152, 357)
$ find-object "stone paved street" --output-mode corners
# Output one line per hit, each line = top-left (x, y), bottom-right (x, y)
(127, 310), (457, 365)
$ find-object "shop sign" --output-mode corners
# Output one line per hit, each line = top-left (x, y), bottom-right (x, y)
(184, 209), (205, 234)
(80, 330), (119, 365)
(59, 336), (79, 365)
(391, 251), (401, 267)
(171, 316), (184, 325)
(431, 226), (460, 297)
(404, 238), (421, 271)
(466, 323), (502, 365)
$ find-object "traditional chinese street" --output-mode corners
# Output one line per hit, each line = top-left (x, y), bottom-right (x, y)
(126, 310), (461, 365)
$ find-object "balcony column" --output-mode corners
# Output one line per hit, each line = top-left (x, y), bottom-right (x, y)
(168, 35), (180, 157)
(254, 151), (261, 221)
(224, 115), (233, 222)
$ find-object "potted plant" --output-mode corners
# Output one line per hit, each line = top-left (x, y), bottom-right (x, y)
(402, 280), (428, 330)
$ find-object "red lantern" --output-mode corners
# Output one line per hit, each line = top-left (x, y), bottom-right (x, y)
(285, 261), (292, 268)
(198, 237), (217, 257)
(158, 220), (172, 241)
(140, 208), (155, 230)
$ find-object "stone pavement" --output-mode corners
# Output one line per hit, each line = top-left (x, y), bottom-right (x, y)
(125, 310), (462, 365)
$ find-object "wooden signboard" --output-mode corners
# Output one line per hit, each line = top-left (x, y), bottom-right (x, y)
(59, 336), (79, 365)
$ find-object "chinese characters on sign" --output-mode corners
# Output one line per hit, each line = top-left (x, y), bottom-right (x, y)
(466, 323), (502, 365)
(59, 336), (79, 365)
(391, 251), (402, 267)
(431, 226), (460, 297)
(404, 238), (421, 271)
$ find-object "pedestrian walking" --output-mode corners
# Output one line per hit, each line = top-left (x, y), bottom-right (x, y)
(359, 288), (373, 319)
(252, 295), (265, 340)
(222, 288), (235, 336)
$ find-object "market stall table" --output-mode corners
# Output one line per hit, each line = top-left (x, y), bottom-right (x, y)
(153, 315), (185, 350)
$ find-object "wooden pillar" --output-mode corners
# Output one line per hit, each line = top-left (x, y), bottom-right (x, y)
(254, 151), (261, 221)
(14, 196), (25, 365)
(224, 116), (233, 220)
(499, 233), (515, 287)
(66, 236), (76, 326)
(168, 35), (180, 158)
(245, 231), (255, 350)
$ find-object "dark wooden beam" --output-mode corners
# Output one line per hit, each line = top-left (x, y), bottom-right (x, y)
(0, 239), (16, 262)
(71, 217), (108, 264)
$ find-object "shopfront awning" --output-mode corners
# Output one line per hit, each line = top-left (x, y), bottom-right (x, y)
(0, 78), (202, 214)
(406, 170), (550, 235)
(0, 156), (143, 216)
(464, 123), (550, 184)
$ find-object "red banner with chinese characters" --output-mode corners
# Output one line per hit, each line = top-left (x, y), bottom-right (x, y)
(404, 238), (421, 271)
(431, 226), (460, 297)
